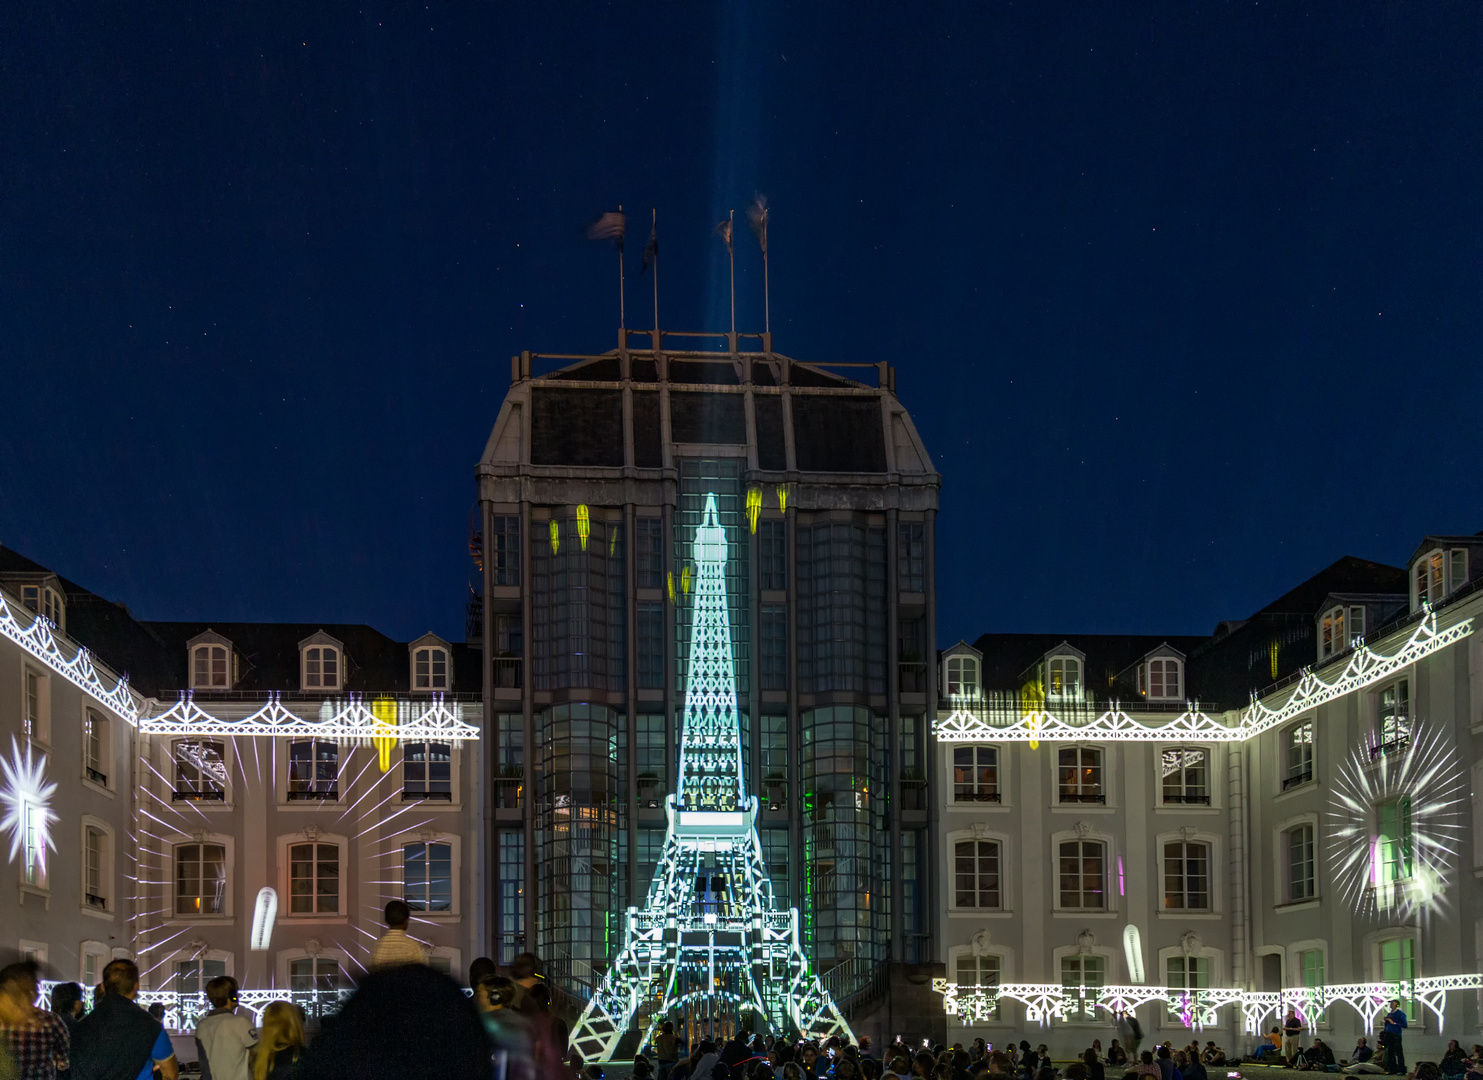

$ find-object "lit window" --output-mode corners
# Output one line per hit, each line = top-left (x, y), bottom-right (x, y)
(1283, 721), (1314, 789)
(945, 655), (979, 698)
(413, 647), (448, 690)
(191, 645), (229, 689)
(1377, 797), (1413, 884)
(1299, 949), (1327, 1021)
(176, 958), (227, 995)
(289, 957), (341, 992)
(173, 740), (227, 801)
(403, 742), (452, 800)
(1143, 657), (1182, 700)
(289, 842), (340, 914)
(954, 840), (1002, 909)
(1166, 956), (1210, 1019)
(955, 953), (1002, 1019)
(176, 843), (227, 915)
(1163, 841), (1211, 909)
(85, 710), (108, 787)
(288, 741), (338, 799)
(1047, 656), (1081, 700)
(303, 646), (340, 690)
(1058, 840), (1105, 909)
(1161, 748), (1209, 804)
(1379, 938), (1416, 1020)
(23, 668), (46, 740)
(1375, 681), (1410, 758)
(1321, 605), (1366, 659)
(953, 746), (1000, 803)
(20, 585), (64, 630)
(85, 827), (107, 910)
(1060, 954), (1105, 1020)
(405, 841), (453, 912)
(1058, 747), (1103, 803)
(1285, 824), (1316, 902)
(1416, 548), (1469, 609)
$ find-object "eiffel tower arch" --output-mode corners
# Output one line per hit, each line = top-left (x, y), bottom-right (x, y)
(568, 494), (853, 1061)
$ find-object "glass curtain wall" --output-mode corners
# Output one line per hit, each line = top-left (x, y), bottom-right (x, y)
(675, 459), (749, 696)
(532, 512), (626, 691)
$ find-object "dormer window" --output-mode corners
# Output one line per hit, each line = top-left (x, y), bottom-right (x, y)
(299, 631), (345, 691)
(945, 654), (980, 698)
(1320, 605), (1365, 660)
(187, 632), (234, 690)
(1140, 657), (1182, 701)
(1413, 548), (1468, 610)
(410, 635), (453, 692)
(1047, 656), (1082, 701)
(19, 583), (64, 632)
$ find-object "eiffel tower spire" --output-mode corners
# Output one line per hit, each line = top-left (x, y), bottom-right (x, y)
(568, 493), (852, 1061)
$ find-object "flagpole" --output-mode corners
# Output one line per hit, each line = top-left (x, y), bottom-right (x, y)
(651, 207), (659, 345)
(618, 204), (626, 331)
(728, 209), (736, 337)
(761, 206), (770, 336)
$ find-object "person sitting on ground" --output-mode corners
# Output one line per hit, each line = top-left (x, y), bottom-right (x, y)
(1341, 1038), (1384, 1076)
(1031, 1067), (1052, 1080)
(1442, 1043), (1468, 1077)
(1084, 1048), (1105, 1080)
(634, 1056), (655, 1080)
(1156, 1046), (1177, 1080)
(1295, 1040), (1334, 1072)
(71, 959), (177, 1080)
(1178, 1050), (1205, 1080)
(0, 960), (71, 1080)
(1134, 1052), (1161, 1080)
(369, 899), (427, 969)
(1108, 1043), (1128, 1068)
(195, 976), (256, 1080)
(1067, 1065), (1089, 1080)
(1200, 1044), (1225, 1068)
(987, 1055), (1011, 1077)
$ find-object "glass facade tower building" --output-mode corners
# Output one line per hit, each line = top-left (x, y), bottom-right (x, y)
(476, 334), (939, 1024)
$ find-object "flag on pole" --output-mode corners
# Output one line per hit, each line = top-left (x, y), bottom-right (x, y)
(747, 194), (768, 254)
(715, 215), (733, 255)
(587, 210), (627, 246)
(641, 221), (658, 275)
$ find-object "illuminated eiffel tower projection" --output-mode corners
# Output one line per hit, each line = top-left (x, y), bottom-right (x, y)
(568, 493), (853, 1062)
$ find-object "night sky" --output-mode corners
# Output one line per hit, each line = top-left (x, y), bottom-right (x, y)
(2, 5), (1481, 648)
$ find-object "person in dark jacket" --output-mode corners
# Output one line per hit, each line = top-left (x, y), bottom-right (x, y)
(70, 960), (177, 1080)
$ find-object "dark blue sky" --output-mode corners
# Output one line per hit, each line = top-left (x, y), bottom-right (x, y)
(2, 4), (1481, 647)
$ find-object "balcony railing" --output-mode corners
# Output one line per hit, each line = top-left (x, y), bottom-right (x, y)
(898, 661), (927, 693)
(1058, 791), (1106, 804)
(85, 893), (107, 910)
(86, 767), (107, 786)
(953, 789), (1002, 803)
(1281, 770), (1313, 791)
(1163, 793), (1212, 805)
(172, 789), (225, 802)
(1369, 738), (1410, 761)
(402, 789), (453, 802)
(493, 658), (523, 689)
(287, 789), (339, 802)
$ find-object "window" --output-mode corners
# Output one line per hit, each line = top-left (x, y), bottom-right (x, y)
(636, 713), (668, 805)
(289, 958), (341, 993)
(954, 840), (1002, 909)
(490, 514), (522, 586)
(21, 584), (64, 631)
(1378, 938), (1417, 1020)
(760, 605), (787, 691)
(1058, 840), (1105, 909)
(636, 516), (664, 589)
(1299, 948), (1327, 1021)
(1161, 748), (1209, 804)
(1143, 657), (1182, 700)
(1058, 747), (1104, 803)
(637, 602), (665, 689)
(413, 647), (448, 690)
(760, 829), (790, 910)
(1375, 681), (1410, 757)
(1163, 841), (1211, 909)
(302, 646), (340, 690)
(1320, 605), (1366, 659)
(898, 616), (926, 692)
(176, 843), (227, 915)
(84, 826), (108, 910)
(953, 746), (1000, 802)
(1060, 955), (1105, 1021)
(288, 741), (338, 799)
(22, 668), (47, 741)
(496, 714), (523, 808)
(289, 842), (340, 914)
(84, 710), (108, 786)
(955, 953), (1001, 1019)
(173, 740), (227, 801)
(1048, 656), (1082, 700)
(759, 519), (787, 591)
(1285, 823), (1316, 903)
(897, 521), (925, 593)
(405, 841), (453, 912)
(760, 715), (788, 810)
(176, 958), (227, 995)
(192, 645), (229, 689)
(1283, 720), (1314, 789)
(82, 945), (108, 987)
(403, 742), (451, 800)
(945, 654), (979, 698)
(1166, 956), (1210, 1018)
(20, 799), (47, 888)
(497, 830), (524, 963)
(1377, 797), (1413, 885)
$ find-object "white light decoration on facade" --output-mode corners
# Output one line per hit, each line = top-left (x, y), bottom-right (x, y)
(250, 887), (279, 951)
(1122, 925), (1145, 984)
(0, 590), (138, 722)
(139, 692), (479, 741)
(1327, 721), (1465, 919)
(1, 738), (57, 881)
(567, 494), (852, 1062)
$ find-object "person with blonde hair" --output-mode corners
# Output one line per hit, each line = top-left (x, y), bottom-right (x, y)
(249, 1003), (304, 1080)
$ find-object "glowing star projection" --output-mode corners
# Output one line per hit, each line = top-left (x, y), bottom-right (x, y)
(566, 494), (852, 1062)
(1, 738), (58, 883)
(1327, 721), (1465, 919)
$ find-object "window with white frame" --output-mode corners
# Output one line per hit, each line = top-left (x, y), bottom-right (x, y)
(191, 645), (230, 689)
(302, 645), (341, 690)
(1047, 656), (1082, 700)
(1165, 955), (1211, 1018)
(84, 824), (110, 911)
(290, 957), (342, 992)
(23, 667), (48, 741)
(1284, 823), (1316, 903)
(1161, 748), (1209, 804)
(1058, 840), (1106, 909)
(81, 944), (109, 987)
(1377, 797), (1414, 887)
(20, 584), (64, 631)
(1057, 747), (1103, 803)
(20, 798), (48, 888)
(413, 647), (449, 691)
(954, 840), (1002, 909)
(175, 957), (227, 995)
(1415, 548), (1471, 609)
(1298, 948), (1327, 1022)
(945, 655), (979, 697)
(288, 740), (338, 799)
(176, 842), (227, 915)
(1163, 841), (1211, 910)
(404, 841), (453, 912)
(952, 746), (1000, 802)
(954, 953), (1002, 1019)
(1378, 937), (1417, 1020)
(403, 742), (452, 800)
(173, 740), (227, 801)
(1374, 680), (1410, 758)
(84, 710), (109, 787)
(1059, 954), (1105, 1021)
(288, 842), (340, 914)
(1320, 605), (1365, 659)
(1283, 720), (1314, 790)
(1141, 657), (1182, 700)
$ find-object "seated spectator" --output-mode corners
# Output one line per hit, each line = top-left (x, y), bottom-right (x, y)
(1442, 1043), (1468, 1077)
(1252, 1030), (1282, 1061)
(1200, 1045), (1225, 1068)
(1296, 1040), (1334, 1071)
(1107, 1044), (1128, 1068)
(1134, 1052), (1161, 1079)
(1341, 1038), (1384, 1076)
(1178, 1050), (1206, 1080)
